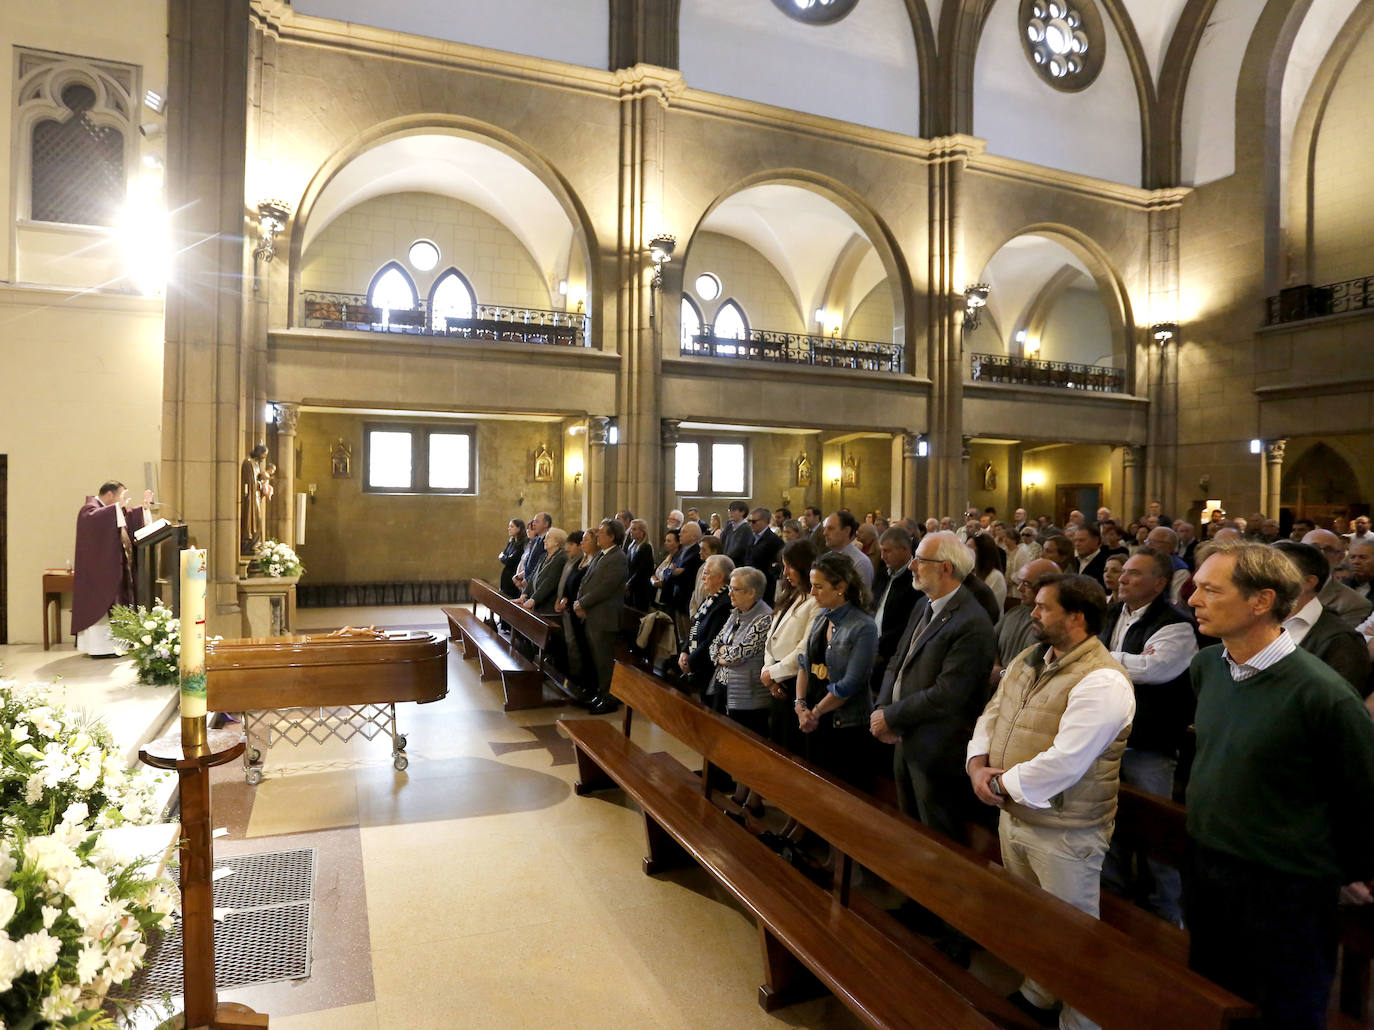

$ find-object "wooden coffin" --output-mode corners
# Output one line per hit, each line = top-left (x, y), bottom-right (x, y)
(206, 631), (448, 713)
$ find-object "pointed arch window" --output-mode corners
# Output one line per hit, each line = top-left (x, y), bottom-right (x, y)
(368, 261), (418, 326)
(712, 300), (749, 356)
(429, 267), (477, 331)
(681, 296), (703, 353)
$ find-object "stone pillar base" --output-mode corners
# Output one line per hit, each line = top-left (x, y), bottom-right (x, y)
(235, 575), (300, 638)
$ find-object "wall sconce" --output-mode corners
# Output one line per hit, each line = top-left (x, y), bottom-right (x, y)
(567, 451), (584, 488)
(1249, 439), (1262, 455)
(1151, 322), (1178, 344)
(606, 418), (620, 446)
(648, 235), (676, 290)
(252, 199), (291, 291)
(963, 283), (990, 330)
(916, 434), (929, 458)
(307, 482), (318, 504)
(1023, 470), (1044, 491)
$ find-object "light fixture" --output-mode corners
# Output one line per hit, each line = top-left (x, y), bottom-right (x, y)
(1249, 439), (1262, 455)
(567, 451), (584, 487)
(138, 121), (164, 139)
(916, 435), (929, 458)
(1152, 322), (1178, 344)
(1014, 329), (1026, 343)
(647, 234), (676, 322)
(606, 418), (620, 446)
(144, 89), (165, 113)
(254, 200), (290, 263)
(963, 283), (990, 330)
(815, 307), (827, 324)
(558, 279), (569, 296)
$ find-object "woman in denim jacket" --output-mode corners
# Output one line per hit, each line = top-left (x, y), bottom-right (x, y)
(794, 551), (878, 790)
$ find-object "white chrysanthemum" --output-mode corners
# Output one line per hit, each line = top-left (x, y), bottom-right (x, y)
(65, 866), (112, 932)
(16, 930), (62, 974)
(75, 943), (105, 984)
(0, 887), (17, 927)
(61, 801), (90, 826)
(0, 934), (20, 992)
(23, 775), (43, 805)
(140, 634), (153, 645)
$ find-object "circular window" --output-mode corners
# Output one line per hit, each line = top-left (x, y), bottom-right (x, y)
(1019, 0), (1105, 92)
(407, 239), (440, 271)
(771, 0), (859, 26)
(694, 273), (722, 301)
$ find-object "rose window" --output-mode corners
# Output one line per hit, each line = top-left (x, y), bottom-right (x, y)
(1019, 0), (1104, 91)
(771, 0), (859, 26)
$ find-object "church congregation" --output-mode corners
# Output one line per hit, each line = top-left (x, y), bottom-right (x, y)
(10, 0), (1374, 1027)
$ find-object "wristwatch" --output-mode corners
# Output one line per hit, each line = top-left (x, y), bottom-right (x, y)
(989, 774), (1005, 797)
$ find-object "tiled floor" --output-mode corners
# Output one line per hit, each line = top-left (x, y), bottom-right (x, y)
(9, 607), (864, 1029)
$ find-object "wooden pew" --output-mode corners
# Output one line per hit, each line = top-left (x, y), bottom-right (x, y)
(559, 718), (1034, 1029)
(590, 662), (1255, 1030)
(443, 578), (564, 710)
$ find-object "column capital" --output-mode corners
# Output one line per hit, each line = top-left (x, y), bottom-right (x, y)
(588, 416), (611, 447)
(1265, 439), (1287, 463)
(902, 432), (922, 461)
(272, 402), (300, 435)
(1122, 446), (1136, 468)
(660, 418), (682, 448)
(960, 435), (972, 462)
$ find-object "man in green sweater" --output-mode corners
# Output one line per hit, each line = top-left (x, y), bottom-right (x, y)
(1187, 540), (1374, 1029)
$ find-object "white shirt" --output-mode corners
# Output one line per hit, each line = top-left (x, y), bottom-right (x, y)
(839, 541), (874, 589)
(1107, 604), (1197, 684)
(967, 657), (1135, 809)
(1356, 609), (1374, 641)
(1222, 630), (1295, 681)
(1282, 596), (1325, 647)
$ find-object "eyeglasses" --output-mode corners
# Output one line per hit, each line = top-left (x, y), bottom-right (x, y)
(727, 585), (750, 593)
(913, 556), (946, 565)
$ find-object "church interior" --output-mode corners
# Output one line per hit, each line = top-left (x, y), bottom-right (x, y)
(3, 0), (1374, 1027)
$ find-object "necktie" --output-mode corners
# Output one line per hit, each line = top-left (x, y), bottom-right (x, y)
(891, 605), (934, 702)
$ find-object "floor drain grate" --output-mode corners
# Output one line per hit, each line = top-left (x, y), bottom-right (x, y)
(122, 848), (315, 1002)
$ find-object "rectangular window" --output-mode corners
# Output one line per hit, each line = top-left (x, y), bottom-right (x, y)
(676, 435), (750, 497)
(365, 423), (476, 494)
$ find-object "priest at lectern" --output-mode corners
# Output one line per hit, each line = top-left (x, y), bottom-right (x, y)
(73, 480), (153, 656)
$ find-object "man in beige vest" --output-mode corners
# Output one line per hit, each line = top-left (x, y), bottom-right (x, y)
(966, 573), (1135, 1030)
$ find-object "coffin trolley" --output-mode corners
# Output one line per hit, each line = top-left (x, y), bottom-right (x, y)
(206, 629), (447, 784)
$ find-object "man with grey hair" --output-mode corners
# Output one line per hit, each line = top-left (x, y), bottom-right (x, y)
(741, 506), (784, 601)
(1302, 528), (1373, 628)
(1186, 541), (1374, 1028)
(520, 527), (568, 612)
(666, 508), (684, 531)
(1145, 525), (1190, 605)
(872, 530), (996, 843)
(514, 511), (552, 591)
(1347, 538), (1374, 602)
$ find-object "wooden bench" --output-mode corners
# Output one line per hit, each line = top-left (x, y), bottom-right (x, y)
(444, 580), (566, 711)
(558, 718), (1035, 1029)
(593, 662), (1256, 1030)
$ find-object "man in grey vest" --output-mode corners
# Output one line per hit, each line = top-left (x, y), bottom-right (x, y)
(967, 574), (1135, 1030)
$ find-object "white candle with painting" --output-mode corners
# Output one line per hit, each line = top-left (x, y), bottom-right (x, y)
(180, 547), (208, 718)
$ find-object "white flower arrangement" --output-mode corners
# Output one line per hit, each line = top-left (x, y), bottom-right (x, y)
(107, 603), (179, 687)
(0, 681), (175, 1026)
(251, 540), (304, 579)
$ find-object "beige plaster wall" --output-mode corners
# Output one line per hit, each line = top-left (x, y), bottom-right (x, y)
(0, 287), (164, 643)
(294, 411), (570, 584)
(681, 232), (805, 334)
(967, 442), (1012, 519)
(1, 0), (168, 288)
(1020, 444), (1116, 521)
(300, 191), (553, 310)
(818, 436), (894, 522)
(847, 282), (896, 343)
(1310, 24), (1374, 285)
(676, 431), (823, 519)
(1039, 286), (1116, 367)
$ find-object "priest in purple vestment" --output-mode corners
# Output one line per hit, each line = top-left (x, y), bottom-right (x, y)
(73, 481), (152, 656)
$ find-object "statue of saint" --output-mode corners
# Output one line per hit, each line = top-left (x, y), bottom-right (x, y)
(240, 444), (271, 554)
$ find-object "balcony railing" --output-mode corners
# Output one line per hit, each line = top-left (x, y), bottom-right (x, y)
(300, 291), (590, 347)
(1265, 277), (1374, 325)
(970, 352), (1126, 393)
(683, 327), (903, 374)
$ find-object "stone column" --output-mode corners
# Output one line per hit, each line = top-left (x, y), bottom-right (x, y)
(960, 435), (973, 515)
(273, 402), (299, 546)
(660, 418), (681, 533)
(586, 416), (610, 528)
(1265, 439), (1287, 519)
(1144, 191), (1187, 512)
(1121, 446), (1141, 521)
(901, 433), (922, 521)
(162, 0), (251, 636)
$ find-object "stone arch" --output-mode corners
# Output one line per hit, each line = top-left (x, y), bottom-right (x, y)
(285, 116), (601, 340)
(970, 223), (1137, 383)
(677, 169), (916, 371)
(1282, 438), (1366, 508)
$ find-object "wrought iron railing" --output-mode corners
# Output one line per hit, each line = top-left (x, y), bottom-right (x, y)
(1265, 277), (1374, 325)
(300, 291), (589, 347)
(969, 352), (1126, 393)
(683, 327), (904, 374)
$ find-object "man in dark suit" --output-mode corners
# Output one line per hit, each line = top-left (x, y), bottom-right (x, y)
(802, 505), (826, 552)
(575, 518), (630, 714)
(1276, 541), (1372, 694)
(871, 526), (922, 689)
(720, 500), (751, 564)
(624, 518), (656, 610)
(514, 510), (551, 592)
(1072, 522), (1108, 585)
(871, 530), (997, 842)
(741, 506), (784, 601)
(665, 521), (703, 622)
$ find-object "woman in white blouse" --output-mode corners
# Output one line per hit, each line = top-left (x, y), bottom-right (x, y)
(970, 533), (1007, 614)
(760, 539), (821, 756)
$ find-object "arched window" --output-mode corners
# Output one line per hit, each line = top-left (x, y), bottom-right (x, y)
(429, 267), (477, 331)
(713, 300), (749, 352)
(681, 296), (703, 352)
(368, 261), (418, 325)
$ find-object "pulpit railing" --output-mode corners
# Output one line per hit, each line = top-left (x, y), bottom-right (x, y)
(300, 291), (590, 347)
(683, 327), (904, 374)
(1265, 276), (1374, 325)
(970, 352), (1126, 393)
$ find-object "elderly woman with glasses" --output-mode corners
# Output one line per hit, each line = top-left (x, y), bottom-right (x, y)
(1008, 524), (1043, 580)
(709, 565), (775, 816)
(677, 554), (735, 698)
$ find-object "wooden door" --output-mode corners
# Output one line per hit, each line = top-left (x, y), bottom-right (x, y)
(1056, 483), (1102, 527)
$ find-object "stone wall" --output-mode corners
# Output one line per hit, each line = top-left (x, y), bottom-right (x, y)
(681, 231), (806, 334)
(847, 282), (896, 343)
(1310, 24), (1374, 284)
(294, 411), (570, 585)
